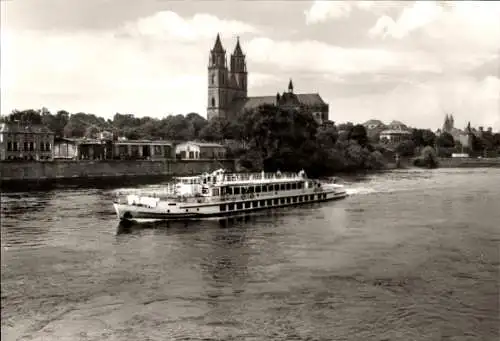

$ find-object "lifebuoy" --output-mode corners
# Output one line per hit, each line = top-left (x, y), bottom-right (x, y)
(241, 194), (246, 200)
(249, 193), (255, 199)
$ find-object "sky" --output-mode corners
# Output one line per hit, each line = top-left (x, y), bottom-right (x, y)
(1, 0), (499, 130)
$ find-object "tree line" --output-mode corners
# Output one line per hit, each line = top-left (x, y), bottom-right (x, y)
(2, 107), (499, 175)
(0, 108), (212, 142)
(0, 107), (388, 175)
(394, 127), (500, 158)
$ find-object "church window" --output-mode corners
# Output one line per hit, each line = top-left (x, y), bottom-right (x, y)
(211, 97), (216, 107)
(211, 74), (215, 84)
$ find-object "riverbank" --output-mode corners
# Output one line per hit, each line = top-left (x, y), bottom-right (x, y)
(0, 159), (235, 189)
(385, 157), (500, 170)
(437, 157), (500, 168)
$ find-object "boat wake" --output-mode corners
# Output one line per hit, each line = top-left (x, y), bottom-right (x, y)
(345, 187), (377, 196)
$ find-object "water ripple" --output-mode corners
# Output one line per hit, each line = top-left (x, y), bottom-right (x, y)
(1, 168), (499, 340)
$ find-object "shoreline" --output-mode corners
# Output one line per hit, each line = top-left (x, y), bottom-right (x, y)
(2, 157), (498, 192)
(0, 159), (235, 192)
(385, 157), (500, 170)
(436, 157), (500, 168)
(0, 174), (173, 192)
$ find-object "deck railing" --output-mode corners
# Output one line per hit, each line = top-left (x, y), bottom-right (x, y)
(222, 172), (304, 183)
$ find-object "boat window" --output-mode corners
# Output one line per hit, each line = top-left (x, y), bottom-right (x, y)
(287, 197), (291, 203)
(245, 202), (251, 209)
(241, 187), (247, 194)
(168, 203), (177, 206)
(267, 185), (273, 192)
(267, 199), (272, 206)
(298, 182), (303, 189)
(248, 186), (254, 193)
(212, 188), (219, 196)
(280, 198), (285, 204)
(273, 199), (278, 205)
(292, 183), (297, 190)
(252, 201), (258, 208)
(280, 184), (285, 191)
(256, 186), (261, 193)
(234, 187), (240, 195)
(236, 202), (243, 210)
(220, 204), (226, 211)
(228, 203), (234, 210)
(286, 183), (291, 190)
(273, 184), (279, 191)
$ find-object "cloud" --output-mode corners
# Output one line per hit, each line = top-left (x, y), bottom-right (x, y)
(121, 11), (260, 41)
(304, 0), (402, 25)
(1, 4), (498, 131)
(0, 10), (262, 118)
(368, 1), (443, 39)
(304, 1), (355, 24)
(369, 1), (500, 52)
(245, 37), (442, 75)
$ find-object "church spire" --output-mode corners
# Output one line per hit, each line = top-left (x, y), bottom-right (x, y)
(288, 79), (294, 93)
(233, 36), (243, 56)
(212, 33), (224, 53)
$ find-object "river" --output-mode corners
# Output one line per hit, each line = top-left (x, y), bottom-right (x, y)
(1, 168), (499, 341)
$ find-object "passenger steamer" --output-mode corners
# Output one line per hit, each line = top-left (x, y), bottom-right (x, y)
(112, 169), (348, 222)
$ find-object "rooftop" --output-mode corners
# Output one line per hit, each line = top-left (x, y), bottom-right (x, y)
(178, 141), (225, 148)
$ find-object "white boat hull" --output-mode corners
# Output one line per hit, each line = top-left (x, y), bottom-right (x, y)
(113, 187), (348, 222)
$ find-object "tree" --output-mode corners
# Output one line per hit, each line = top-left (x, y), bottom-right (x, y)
(337, 122), (354, 132)
(316, 124), (338, 149)
(470, 133), (485, 153)
(199, 116), (227, 142)
(412, 128), (436, 147)
(493, 133), (500, 150)
(414, 146), (438, 168)
(186, 113), (209, 138)
(6, 109), (43, 124)
(436, 131), (455, 148)
(395, 140), (416, 157)
(348, 124), (368, 146)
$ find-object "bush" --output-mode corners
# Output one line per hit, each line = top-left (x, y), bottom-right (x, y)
(413, 146), (439, 168)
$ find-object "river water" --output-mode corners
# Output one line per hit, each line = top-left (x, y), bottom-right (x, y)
(1, 168), (499, 341)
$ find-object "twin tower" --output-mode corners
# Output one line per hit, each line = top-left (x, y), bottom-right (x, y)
(207, 34), (248, 120)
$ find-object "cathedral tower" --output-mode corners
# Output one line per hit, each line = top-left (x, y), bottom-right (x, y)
(229, 36), (247, 100)
(207, 34), (230, 120)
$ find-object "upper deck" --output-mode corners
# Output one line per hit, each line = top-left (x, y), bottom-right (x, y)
(174, 169), (307, 187)
(220, 171), (305, 185)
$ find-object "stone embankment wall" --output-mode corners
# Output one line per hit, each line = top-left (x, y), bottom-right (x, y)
(0, 159), (235, 182)
(385, 157), (500, 170)
(437, 157), (500, 168)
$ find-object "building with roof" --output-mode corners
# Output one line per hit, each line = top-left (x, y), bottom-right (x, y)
(0, 123), (55, 161)
(53, 138), (174, 160)
(207, 34), (329, 124)
(438, 114), (472, 149)
(362, 119), (385, 130)
(379, 120), (412, 144)
(175, 141), (227, 160)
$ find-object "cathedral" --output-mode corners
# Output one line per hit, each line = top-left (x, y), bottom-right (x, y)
(207, 34), (330, 124)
